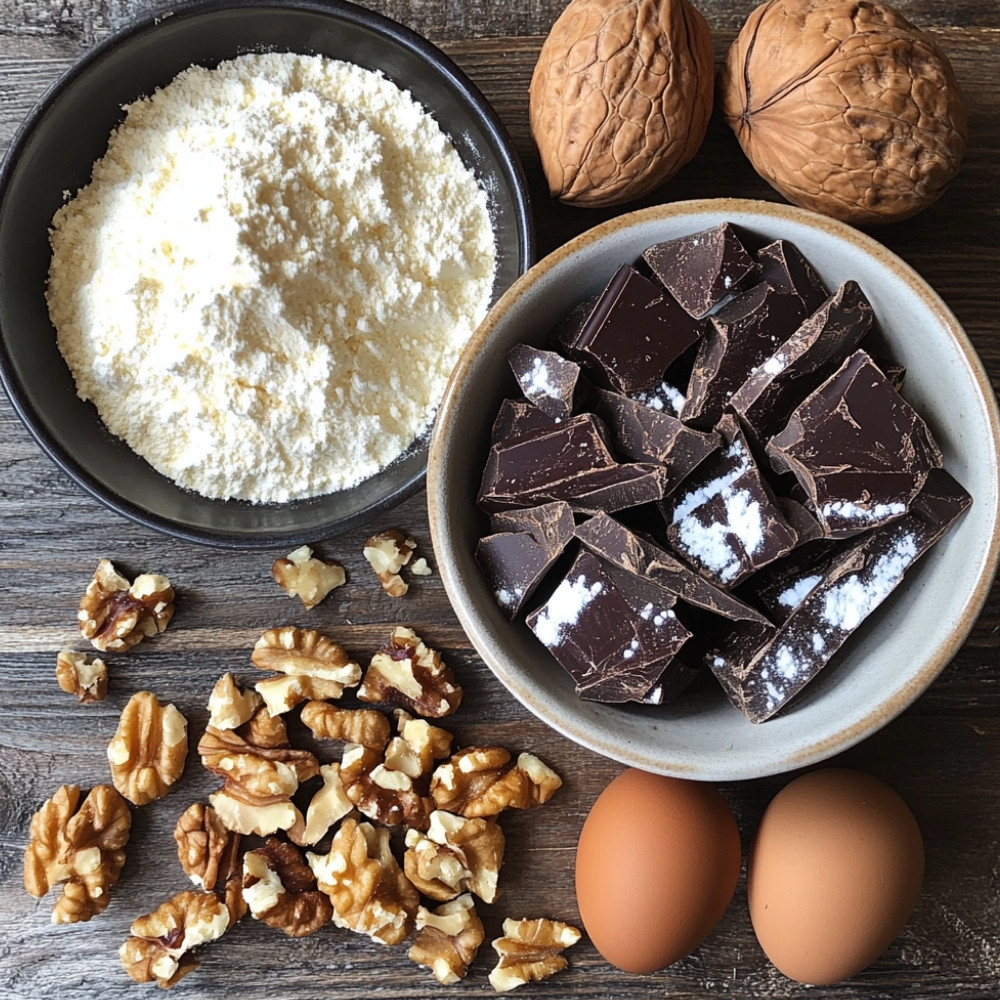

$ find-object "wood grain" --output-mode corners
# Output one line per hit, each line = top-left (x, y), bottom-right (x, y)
(2, 0), (1000, 997)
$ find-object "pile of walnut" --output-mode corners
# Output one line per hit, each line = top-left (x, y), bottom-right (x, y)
(24, 541), (581, 991)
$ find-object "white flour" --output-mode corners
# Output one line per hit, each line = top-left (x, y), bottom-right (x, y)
(48, 52), (496, 502)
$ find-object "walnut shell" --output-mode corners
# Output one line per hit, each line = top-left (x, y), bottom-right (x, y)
(720, 0), (968, 225)
(529, 0), (714, 207)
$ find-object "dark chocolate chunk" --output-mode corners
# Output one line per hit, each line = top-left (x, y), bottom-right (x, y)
(766, 350), (944, 538)
(490, 398), (557, 446)
(575, 511), (771, 624)
(682, 241), (829, 427)
(630, 380), (687, 417)
(550, 295), (598, 352)
(660, 415), (799, 588)
(526, 549), (691, 704)
(708, 469), (972, 723)
(491, 500), (577, 550)
(555, 462), (672, 515)
(729, 281), (874, 447)
(507, 343), (581, 421)
(642, 222), (758, 319)
(590, 386), (720, 473)
(559, 264), (703, 393)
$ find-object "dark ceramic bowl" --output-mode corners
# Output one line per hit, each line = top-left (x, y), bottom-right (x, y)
(0, 0), (533, 548)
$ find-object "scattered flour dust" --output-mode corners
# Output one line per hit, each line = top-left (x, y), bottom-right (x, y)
(48, 52), (497, 502)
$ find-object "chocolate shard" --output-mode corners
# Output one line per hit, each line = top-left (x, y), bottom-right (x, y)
(507, 343), (581, 421)
(590, 386), (720, 473)
(489, 398), (558, 446)
(659, 414), (799, 588)
(729, 280), (874, 447)
(526, 549), (691, 704)
(550, 295), (598, 353)
(575, 511), (771, 625)
(558, 263), (703, 393)
(682, 241), (829, 427)
(491, 500), (577, 550)
(630, 380), (687, 417)
(766, 350), (944, 539)
(708, 468), (972, 724)
(642, 222), (759, 319)
(555, 462), (672, 515)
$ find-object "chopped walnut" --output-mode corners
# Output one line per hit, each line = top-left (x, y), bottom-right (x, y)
(251, 626), (362, 696)
(300, 700), (391, 749)
(404, 810), (505, 904)
(272, 544), (346, 610)
(55, 650), (108, 702)
(385, 710), (453, 780)
(307, 818), (418, 946)
(119, 890), (231, 989)
(430, 748), (562, 818)
(210, 790), (307, 845)
(358, 626), (462, 718)
(409, 894), (485, 985)
(242, 838), (333, 937)
(488, 917), (581, 992)
(107, 691), (188, 806)
(255, 673), (351, 716)
(78, 558), (174, 653)
(302, 763), (355, 845)
(173, 803), (241, 891)
(206, 673), (262, 731)
(410, 557), (433, 577)
(363, 529), (416, 596)
(23, 783), (131, 924)
(340, 743), (434, 831)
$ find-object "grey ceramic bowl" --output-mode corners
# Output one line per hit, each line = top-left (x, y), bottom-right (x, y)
(0, 0), (532, 548)
(428, 198), (1000, 781)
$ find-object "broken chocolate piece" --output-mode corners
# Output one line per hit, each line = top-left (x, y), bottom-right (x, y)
(642, 222), (758, 319)
(591, 387), (720, 473)
(553, 463), (672, 515)
(630, 380), (687, 417)
(682, 241), (829, 427)
(526, 549), (691, 703)
(575, 511), (770, 625)
(766, 350), (944, 538)
(660, 415), (799, 588)
(476, 533), (561, 621)
(559, 264), (703, 393)
(489, 398), (557, 446)
(508, 343), (581, 421)
(729, 281), (874, 447)
(708, 469), (972, 723)
(491, 500), (576, 550)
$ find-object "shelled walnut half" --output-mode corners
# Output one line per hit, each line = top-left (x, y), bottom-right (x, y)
(78, 558), (174, 652)
(272, 544), (345, 610)
(206, 673), (262, 731)
(430, 748), (562, 817)
(173, 803), (241, 891)
(55, 650), (108, 702)
(409, 894), (485, 985)
(107, 691), (188, 806)
(23, 783), (131, 924)
(339, 743), (435, 831)
(488, 917), (582, 992)
(120, 889), (231, 989)
(242, 838), (333, 937)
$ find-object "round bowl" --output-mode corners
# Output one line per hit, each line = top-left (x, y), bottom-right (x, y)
(0, 0), (533, 548)
(428, 198), (1000, 781)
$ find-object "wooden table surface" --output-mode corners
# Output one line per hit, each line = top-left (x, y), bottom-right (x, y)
(2, 0), (999, 997)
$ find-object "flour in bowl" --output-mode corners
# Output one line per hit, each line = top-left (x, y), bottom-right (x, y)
(48, 52), (497, 502)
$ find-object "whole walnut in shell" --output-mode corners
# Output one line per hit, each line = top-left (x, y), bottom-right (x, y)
(719, 0), (967, 225)
(529, 0), (714, 207)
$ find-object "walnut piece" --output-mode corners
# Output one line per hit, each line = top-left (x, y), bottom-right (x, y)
(430, 748), (562, 817)
(255, 672), (352, 716)
(300, 700), (391, 750)
(488, 917), (582, 992)
(120, 889), (231, 989)
(385, 710), (453, 780)
(363, 529), (416, 596)
(242, 838), (333, 937)
(358, 626), (462, 718)
(302, 763), (355, 845)
(174, 803), (241, 891)
(107, 691), (188, 806)
(55, 650), (108, 702)
(404, 810), (505, 904)
(78, 558), (174, 652)
(719, 0), (968, 224)
(272, 544), (346, 610)
(529, 0), (714, 207)
(206, 673), (262, 730)
(409, 894), (485, 985)
(340, 743), (434, 831)
(251, 626), (362, 697)
(307, 818), (419, 946)
(23, 783), (131, 924)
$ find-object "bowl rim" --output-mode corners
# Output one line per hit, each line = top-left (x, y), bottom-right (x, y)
(428, 196), (1000, 779)
(0, 0), (535, 549)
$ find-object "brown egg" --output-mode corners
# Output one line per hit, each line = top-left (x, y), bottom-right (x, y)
(575, 768), (741, 973)
(748, 768), (924, 986)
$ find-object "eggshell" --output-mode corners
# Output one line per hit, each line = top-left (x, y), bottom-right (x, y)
(575, 768), (741, 973)
(748, 768), (924, 986)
